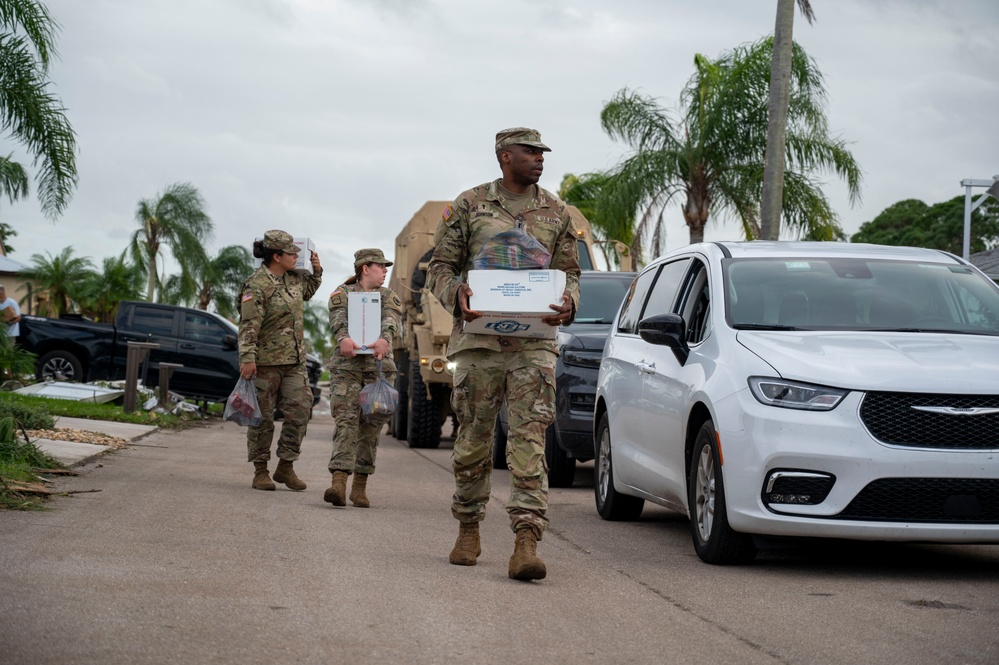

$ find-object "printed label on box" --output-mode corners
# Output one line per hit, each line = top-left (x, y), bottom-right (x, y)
(348, 292), (381, 354)
(464, 269), (567, 339)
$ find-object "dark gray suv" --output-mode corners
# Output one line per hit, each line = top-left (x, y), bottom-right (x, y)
(494, 270), (636, 486)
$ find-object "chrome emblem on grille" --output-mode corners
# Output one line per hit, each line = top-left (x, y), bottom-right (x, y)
(911, 406), (999, 416)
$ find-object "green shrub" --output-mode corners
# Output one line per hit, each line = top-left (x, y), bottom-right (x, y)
(0, 416), (59, 468)
(0, 396), (55, 430)
(0, 331), (36, 379)
(0, 415), (62, 510)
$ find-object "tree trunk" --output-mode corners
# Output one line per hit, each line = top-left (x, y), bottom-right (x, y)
(684, 196), (709, 245)
(760, 0), (796, 241)
(145, 254), (157, 302)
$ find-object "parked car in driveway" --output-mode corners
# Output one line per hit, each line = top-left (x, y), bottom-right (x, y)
(495, 270), (636, 486)
(21, 301), (323, 408)
(594, 241), (999, 564)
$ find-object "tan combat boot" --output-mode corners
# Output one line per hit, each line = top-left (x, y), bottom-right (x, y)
(349, 473), (370, 508)
(252, 461), (276, 491)
(324, 470), (349, 506)
(508, 528), (546, 580)
(449, 522), (481, 566)
(272, 459), (307, 491)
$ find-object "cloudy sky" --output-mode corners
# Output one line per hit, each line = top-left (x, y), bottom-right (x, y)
(8, 0), (999, 282)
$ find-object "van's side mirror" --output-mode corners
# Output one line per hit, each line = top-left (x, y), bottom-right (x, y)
(638, 314), (689, 365)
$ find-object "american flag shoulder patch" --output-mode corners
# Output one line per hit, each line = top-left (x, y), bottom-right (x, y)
(242, 292), (253, 302)
(442, 204), (453, 222)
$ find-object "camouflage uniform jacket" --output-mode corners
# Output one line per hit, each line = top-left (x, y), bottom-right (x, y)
(328, 279), (403, 373)
(427, 179), (581, 357)
(238, 266), (323, 365)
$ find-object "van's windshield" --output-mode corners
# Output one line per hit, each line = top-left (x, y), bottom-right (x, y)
(724, 258), (999, 334)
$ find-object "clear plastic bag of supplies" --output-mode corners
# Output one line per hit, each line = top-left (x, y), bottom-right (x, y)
(224, 376), (262, 427)
(471, 219), (551, 270)
(359, 360), (398, 418)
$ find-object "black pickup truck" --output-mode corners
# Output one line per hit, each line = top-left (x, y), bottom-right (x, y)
(20, 300), (323, 405)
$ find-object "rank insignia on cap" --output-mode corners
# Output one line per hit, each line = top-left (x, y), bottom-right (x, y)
(242, 293), (253, 302)
(442, 204), (453, 222)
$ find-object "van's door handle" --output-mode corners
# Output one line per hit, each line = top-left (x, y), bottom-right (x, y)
(637, 361), (656, 375)
(179, 343), (195, 349)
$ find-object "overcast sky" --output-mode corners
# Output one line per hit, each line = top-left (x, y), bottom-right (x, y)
(8, 0), (999, 282)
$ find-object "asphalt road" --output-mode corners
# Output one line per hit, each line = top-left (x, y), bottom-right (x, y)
(1, 408), (997, 665)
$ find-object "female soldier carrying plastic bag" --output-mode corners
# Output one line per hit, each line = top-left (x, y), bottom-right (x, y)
(324, 248), (403, 508)
(238, 230), (322, 491)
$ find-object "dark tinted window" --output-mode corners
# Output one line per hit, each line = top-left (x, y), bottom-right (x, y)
(641, 258), (692, 319)
(184, 312), (228, 344)
(676, 261), (711, 343)
(130, 306), (174, 336)
(617, 268), (659, 334)
(575, 275), (635, 324)
(577, 239), (594, 271)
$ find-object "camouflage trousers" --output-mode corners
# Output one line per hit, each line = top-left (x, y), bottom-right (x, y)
(328, 366), (397, 475)
(450, 348), (556, 539)
(246, 363), (311, 463)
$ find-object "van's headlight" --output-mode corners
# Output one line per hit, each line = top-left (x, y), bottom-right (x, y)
(748, 377), (848, 411)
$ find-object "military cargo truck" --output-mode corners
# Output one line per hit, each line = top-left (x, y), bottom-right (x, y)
(388, 200), (617, 448)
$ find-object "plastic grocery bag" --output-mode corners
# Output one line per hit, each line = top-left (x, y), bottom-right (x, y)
(359, 361), (398, 418)
(471, 219), (551, 270)
(224, 376), (262, 427)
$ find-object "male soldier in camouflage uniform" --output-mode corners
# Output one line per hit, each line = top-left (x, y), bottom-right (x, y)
(427, 128), (581, 581)
(324, 248), (403, 508)
(238, 230), (323, 491)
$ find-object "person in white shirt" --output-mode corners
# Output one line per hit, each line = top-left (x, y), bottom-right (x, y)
(0, 285), (21, 339)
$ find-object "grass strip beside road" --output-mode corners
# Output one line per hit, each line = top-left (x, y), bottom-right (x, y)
(0, 391), (204, 510)
(0, 393), (184, 428)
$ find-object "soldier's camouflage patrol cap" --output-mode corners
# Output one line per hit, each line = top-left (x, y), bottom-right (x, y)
(494, 127), (551, 152)
(262, 229), (299, 253)
(354, 248), (393, 269)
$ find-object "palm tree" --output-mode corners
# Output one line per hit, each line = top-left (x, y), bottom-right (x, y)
(23, 246), (94, 316)
(0, 220), (17, 253)
(302, 300), (331, 361)
(0, 0), (78, 218)
(760, 0), (816, 240)
(194, 244), (253, 318)
(598, 36), (861, 257)
(0, 155), (28, 211)
(79, 256), (143, 322)
(126, 182), (213, 301)
(559, 172), (639, 267)
(157, 273), (194, 309)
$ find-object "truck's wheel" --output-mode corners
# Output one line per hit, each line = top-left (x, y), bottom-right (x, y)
(38, 350), (84, 382)
(407, 360), (442, 449)
(392, 351), (409, 440)
(545, 424), (577, 488)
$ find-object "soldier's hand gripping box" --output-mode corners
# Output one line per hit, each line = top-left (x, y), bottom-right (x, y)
(348, 292), (381, 354)
(252, 237), (317, 274)
(465, 269), (567, 339)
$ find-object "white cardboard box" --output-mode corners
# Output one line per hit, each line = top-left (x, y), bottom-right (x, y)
(253, 237), (316, 274)
(348, 292), (382, 354)
(465, 269), (567, 339)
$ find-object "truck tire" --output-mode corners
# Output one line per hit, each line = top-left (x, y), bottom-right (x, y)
(392, 351), (409, 440)
(38, 350), (84, 382)
(545, 424), (577, 488)
(407, 360), (442, 449)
